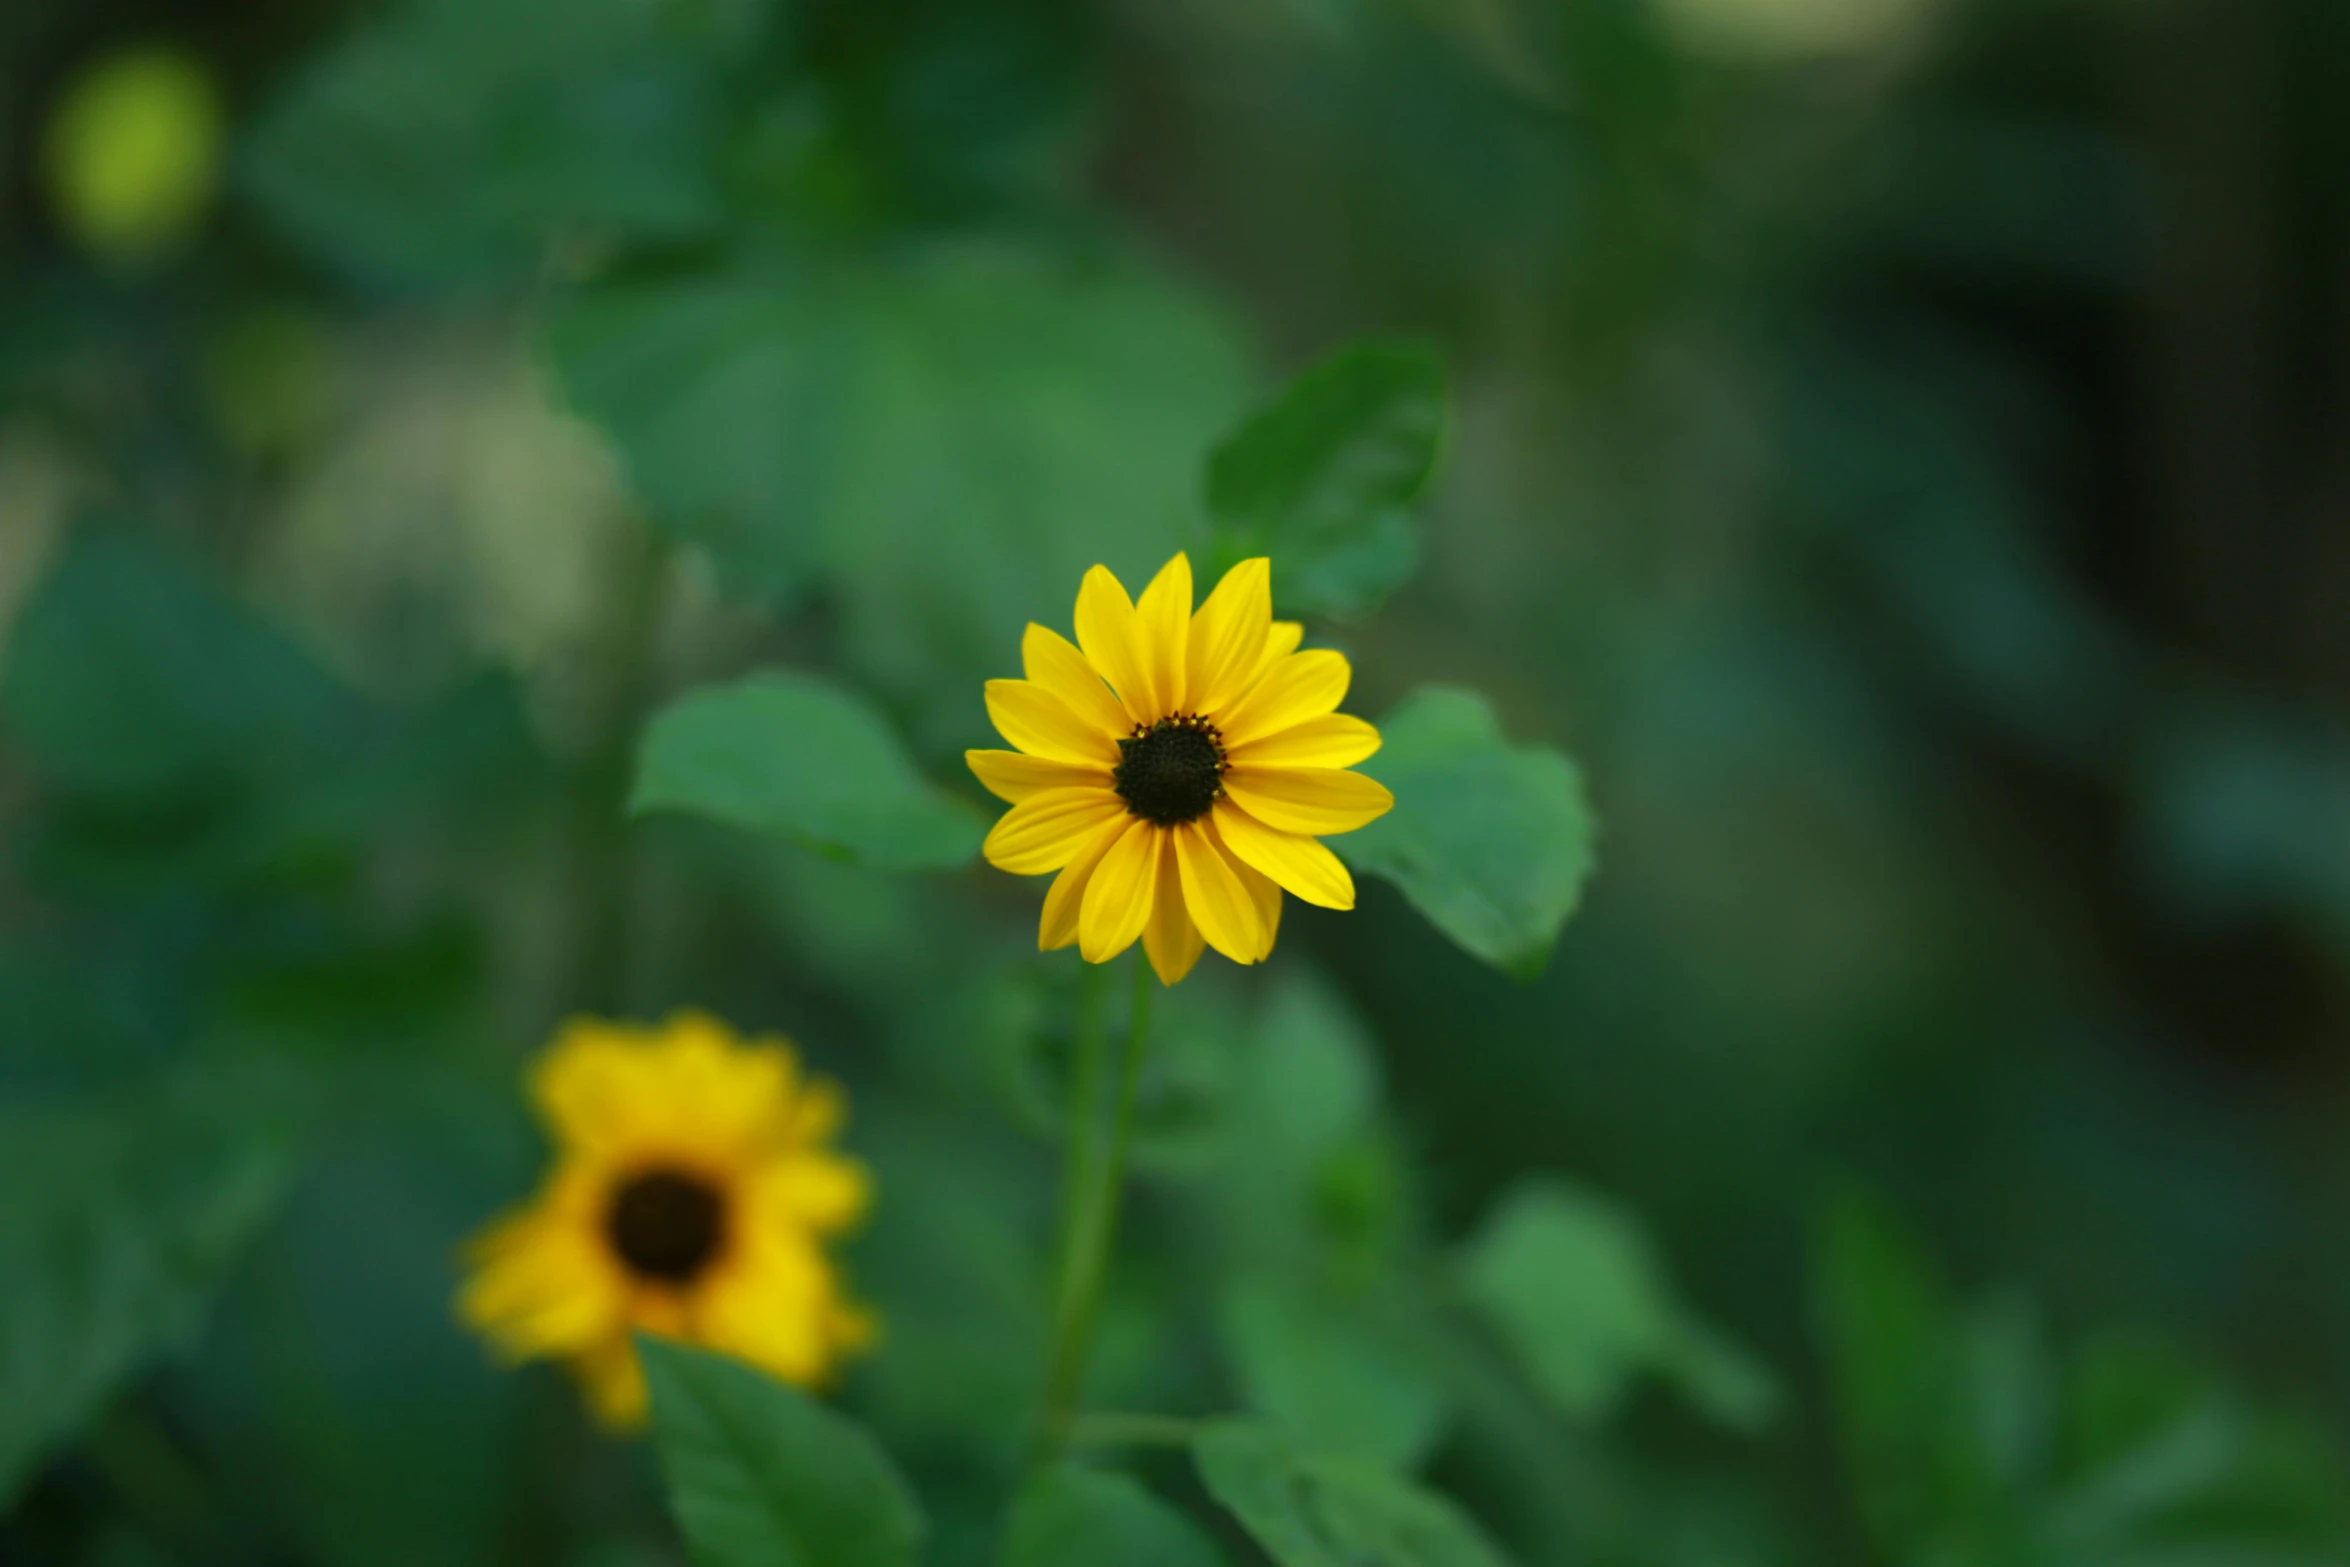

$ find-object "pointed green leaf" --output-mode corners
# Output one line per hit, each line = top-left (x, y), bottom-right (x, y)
(2, 529), (365, 801)
(632, 671), (984, 870)
(1206, 341), (1447, 620)
(1338, 687), (1596, 978)
(241, 0), (750, 287)
(643, 1338), (924, 1567)
(1001, 1465), (1228, 1567)
(545, 277), (844, 603)
(1811, 1187), (1966, 1552)
(1193, 1421), (1515, 1567)
(547, 257), (1253, 718)
(0, 1083), (297, 1503)
(2049, 1333), (2345, 1552)
(1219, 1282), (1447, 1471)
(1214, 974), (1386, 1267)
(1460, 1178), (1774, 1433)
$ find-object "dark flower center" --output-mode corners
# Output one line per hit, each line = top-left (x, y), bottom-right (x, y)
(605, 1168), (726, 1283)
(1114, 716), (1225, 826)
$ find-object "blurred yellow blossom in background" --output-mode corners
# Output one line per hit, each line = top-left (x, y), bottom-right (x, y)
(43, 48), (223, 265)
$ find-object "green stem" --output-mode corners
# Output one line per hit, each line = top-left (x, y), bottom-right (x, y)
(1043, 961), (1107, 1349)
(1033, 950), (1156, 1462)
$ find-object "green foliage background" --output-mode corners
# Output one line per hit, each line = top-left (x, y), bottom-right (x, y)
(5, 0), (2350, 1562)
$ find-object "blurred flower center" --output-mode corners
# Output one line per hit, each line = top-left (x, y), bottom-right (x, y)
(1114, 717), (1226, 825)
(605, 1169), (726, 1283)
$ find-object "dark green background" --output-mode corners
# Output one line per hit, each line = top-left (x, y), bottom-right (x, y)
(5, 0), (2350, 1563)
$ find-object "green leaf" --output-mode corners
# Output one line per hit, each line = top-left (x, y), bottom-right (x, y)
(642, 1338), (924, 1567)
(2, 529), (365, 802)
(1811, 1187), (1966, 1553)
(1338, 687), (1596, 978)
(1001, 1465), (1229, 1567)
(2045, 1332), (2350, 1555)
(1962, 1292), (2055, 1498)
(1193, 1421), (1516, 1567)
(168, 1072), (533, 1567)
(2062, 1334), (2233, 1489)
(1460, 1178), (1773, 1432)
(1206, 341), (1447, 620)
(0, 1082), (297, 1503)
(631, 671), (985, 870)
(1665, 1317), (1782, 1436)
(241, 0), (749, 288)
(846, 1110), (1049, 1465)
(1231, 975), (1380, 1173)
(1810, 1193), (2350, 1559)
(544, 276), (847, 603)
(547, 254), (1253, 721)
(1213, 975), (1399, 1278)
(1219, 1282), (1448, 1471)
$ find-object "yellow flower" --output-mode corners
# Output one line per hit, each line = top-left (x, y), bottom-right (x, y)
(457, 1012), (874, 1429)
(968, 554), (1394, 985)
(44, 50), (222, 267)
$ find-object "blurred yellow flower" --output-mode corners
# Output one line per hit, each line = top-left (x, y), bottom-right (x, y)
(458, 1012), (874, 1429)
(44, 49), (223, 266)
(969, 554), (1393, 985)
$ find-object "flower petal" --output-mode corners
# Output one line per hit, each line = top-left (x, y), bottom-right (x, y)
(1223, 713), (1381, 769)
(1173, 818), (1265, 965)
(692, 1233), (834, 1386)
(986, 679), (1119, 764)
(1080, 817), (1161, 962)
(528, 1021), (651, 1154)
(1074, 565), (1157, 727)
(1142, 832), (1205, 984)
(1213, 798), (1356, 909)
(1258, 620), (1305, 677)
(1023, 624), (1131, 741)
(1135, 553), (1193, 717)
(966, 748), (1110, 804)
(752, 1151), (872, 1236)
(1188, 557), (1273, 718)
(636, 1014), (807, 1153)
(983, 786), (1127, 874)
(1240, 859), (1283, 958)
(1200, 812), (1283, 960)
(1215, 649), (1352, 749)
(458, 1210), (623, 1359)
(1039, 815), (1128, 951)
(1224, 765), (1395, 836)
(788, 1077), (847, 1145)
(577, 1337), (651, 1429)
